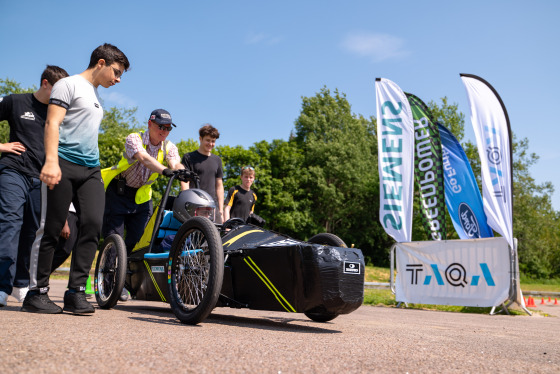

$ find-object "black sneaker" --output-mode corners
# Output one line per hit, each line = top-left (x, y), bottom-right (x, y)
(63, 290), (95, 314)
(21, 289), (63, 314)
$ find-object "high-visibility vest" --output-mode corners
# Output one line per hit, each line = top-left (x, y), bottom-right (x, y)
(101, 132), (169, 204)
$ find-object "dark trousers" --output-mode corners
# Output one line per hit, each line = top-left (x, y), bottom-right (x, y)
(0, 165), (41, 294)
(102, 179), (152, 254)
(32, 158), (105, 291)
(51, 211), (79, 272)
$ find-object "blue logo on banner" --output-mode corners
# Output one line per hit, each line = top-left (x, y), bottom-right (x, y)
(438, 123), (493, 239)
(458, 203), (480, 239)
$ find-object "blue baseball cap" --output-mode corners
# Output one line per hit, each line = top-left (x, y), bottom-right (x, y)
(149, 109), (176, 127)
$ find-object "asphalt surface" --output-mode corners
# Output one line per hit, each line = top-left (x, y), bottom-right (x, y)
(1, 279), (559, 373)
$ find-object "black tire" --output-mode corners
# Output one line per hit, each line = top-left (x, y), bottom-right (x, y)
(95, 234), (127, 309)
(307, 233), (347, 248)
(168, 216), (224, 325)
(305, 233), (346, 322)
(304, 309), (339, 323)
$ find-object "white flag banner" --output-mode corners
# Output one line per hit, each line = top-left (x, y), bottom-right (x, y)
(460, 74), (513, 249)
(375, 78), (415, 242)
(395, 238), (511, 307)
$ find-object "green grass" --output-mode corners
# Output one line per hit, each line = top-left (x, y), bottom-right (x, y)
(363, 289), (528, 315)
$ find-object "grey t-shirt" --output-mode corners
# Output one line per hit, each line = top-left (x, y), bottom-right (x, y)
(49, 75), (104, 167)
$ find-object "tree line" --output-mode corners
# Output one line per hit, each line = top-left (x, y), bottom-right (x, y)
(2, 79), (559, 279)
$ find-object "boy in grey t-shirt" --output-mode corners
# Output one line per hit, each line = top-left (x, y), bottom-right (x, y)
(23, 43), (130, 315)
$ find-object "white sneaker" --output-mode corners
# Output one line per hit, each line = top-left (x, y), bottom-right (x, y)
(11, 286), (29, 302)
(0, 291), (8, 307)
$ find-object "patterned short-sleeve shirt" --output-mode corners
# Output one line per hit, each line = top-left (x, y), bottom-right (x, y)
(121, 131), (179, 188)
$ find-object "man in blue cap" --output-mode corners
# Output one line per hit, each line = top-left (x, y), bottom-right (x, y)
(101, 109), (184, 265)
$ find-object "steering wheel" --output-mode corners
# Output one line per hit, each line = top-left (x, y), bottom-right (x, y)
(221, 217), (246, 233)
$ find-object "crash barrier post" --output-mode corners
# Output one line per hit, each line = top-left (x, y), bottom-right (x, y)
(389, 237), (531, 315)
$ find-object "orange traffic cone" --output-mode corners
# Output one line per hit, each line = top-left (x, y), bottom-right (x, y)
(541, 298), (546, 305)
(554, 298), (558, 305)
(527, 297), (536, 307)
(548, 297), (552, 303)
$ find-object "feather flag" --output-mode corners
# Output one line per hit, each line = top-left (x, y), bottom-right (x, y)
(461, 74), (513, 248)
(375, 78), (415, 242)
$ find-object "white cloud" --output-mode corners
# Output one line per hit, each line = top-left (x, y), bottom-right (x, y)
(245, 32), (282, 46)
(101, 91), (137, 108)
(341, 32), (410, 62)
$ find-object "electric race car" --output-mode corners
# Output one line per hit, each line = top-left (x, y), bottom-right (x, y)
(94, 169), (365, 325)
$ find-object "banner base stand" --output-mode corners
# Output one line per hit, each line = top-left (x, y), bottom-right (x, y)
(490, 300), (532, 316)
(490, 303), (510, 315)
(396, 301), (409, 308)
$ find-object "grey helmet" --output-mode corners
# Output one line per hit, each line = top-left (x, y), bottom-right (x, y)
(173, 188), (216, 223)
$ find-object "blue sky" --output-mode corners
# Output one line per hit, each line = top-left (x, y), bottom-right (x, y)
(1, 1), (559, 209)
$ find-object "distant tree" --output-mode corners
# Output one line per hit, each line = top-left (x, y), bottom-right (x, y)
(150, 138), (199, 203)
(249, 139), (314, 235)
(216, 144), (261, 192)
(98, 106), (142, 169)
(510, 135), (560, 278)
(293, 87), (391, 264)
(0, 78), (34, 96)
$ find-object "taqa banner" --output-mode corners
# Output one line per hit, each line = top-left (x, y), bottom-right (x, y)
(461, 74), (513, 248)
(406, 93), (447, 241)
(395, 238), (510, 307)
(375, 78), (415, 242)
(438, 122), (493, 239)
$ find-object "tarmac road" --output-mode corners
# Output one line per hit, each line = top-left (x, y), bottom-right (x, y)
(1, 279), (559, 373)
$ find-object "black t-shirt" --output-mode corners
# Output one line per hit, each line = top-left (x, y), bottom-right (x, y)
(225, 185), (257, 221)
(181, 150), (223, 202)
(0, 93), (48, 178)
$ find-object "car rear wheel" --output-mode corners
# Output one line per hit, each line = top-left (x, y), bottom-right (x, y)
(168, 216), (224, 325)
(307, 233), (347, 248)
(304, 307), (339, 323)
(304, 233), (347, 322)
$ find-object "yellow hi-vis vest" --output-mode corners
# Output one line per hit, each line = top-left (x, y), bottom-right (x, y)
(100, 132), (169, 205)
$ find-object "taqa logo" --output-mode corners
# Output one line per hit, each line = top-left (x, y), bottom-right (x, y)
(459, 202), (480, 239)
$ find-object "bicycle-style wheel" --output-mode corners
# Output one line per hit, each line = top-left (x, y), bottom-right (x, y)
(94, 234), (127, 309)
(168, 216), (224, 325)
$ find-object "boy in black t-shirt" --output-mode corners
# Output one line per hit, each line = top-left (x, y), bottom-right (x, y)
(181, 124), (224, 223)
(224, 166), (257, 222)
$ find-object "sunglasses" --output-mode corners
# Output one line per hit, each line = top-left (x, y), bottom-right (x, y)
(242, 166), (254, 171)
(111, 66), (123, 78)
(156, 124), (173, 132)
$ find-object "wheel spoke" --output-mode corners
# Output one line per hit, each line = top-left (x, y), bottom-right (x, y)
(98, 244), (118, 301)
(173, 228), (211, 310)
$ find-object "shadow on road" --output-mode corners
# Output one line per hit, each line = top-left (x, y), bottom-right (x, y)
(206, 313), (342, 334)
(112, 302), (340, 333)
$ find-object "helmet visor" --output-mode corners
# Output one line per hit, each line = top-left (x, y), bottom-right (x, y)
(194, 206), (215, 221)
